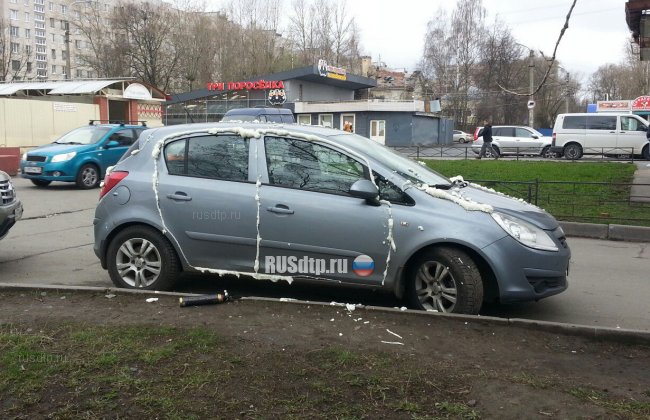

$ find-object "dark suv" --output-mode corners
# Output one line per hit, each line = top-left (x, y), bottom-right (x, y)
(0, 170), (23, 239)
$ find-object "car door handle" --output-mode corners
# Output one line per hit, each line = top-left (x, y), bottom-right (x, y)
(166, 192), (192, 201)
(267, 205), (294, 215)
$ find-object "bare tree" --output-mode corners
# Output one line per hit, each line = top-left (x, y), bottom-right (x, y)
(0, 19), (33, 81)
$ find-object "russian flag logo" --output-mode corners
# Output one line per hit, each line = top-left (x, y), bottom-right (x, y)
(352, 255), (374, 277)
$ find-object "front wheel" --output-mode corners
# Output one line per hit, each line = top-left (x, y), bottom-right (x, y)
(106, 226), (181, 290)
(76, 164), (100, 189)
(406, 247), (483, 315)
(643, 144), (650, 160)
(563, 144), (582, 160)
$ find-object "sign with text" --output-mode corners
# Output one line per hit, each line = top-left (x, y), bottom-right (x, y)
(317, 59), (347, 81)
(206, 80), (285, 91)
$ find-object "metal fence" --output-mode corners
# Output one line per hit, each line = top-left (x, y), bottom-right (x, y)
(464, 179), (650, 226)
(390, 146), (648, 162)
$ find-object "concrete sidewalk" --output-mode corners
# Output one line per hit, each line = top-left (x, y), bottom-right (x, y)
(631, 161), (650, 203)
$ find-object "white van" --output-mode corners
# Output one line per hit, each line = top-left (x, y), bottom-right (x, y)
(551, 113), (650, 160)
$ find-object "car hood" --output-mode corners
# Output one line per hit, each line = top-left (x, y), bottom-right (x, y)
(28, 143), (92, 156)
(458, 184), (558, 230)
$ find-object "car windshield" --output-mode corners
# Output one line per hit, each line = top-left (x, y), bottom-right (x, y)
(330, 134), (450, 187)
(54, 126), (111, 145)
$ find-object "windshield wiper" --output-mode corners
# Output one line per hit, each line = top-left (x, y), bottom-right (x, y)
(60, 142), (83, 145)
(430, 183), (452, 190)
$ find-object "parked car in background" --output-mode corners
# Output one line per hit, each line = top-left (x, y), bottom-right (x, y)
(94, 122), (570, 315)
(453, 130), (471, 143)
(472, 125), (555, 158)
(0, 170), (23, 240)
(550, 113), (650, 160)
(20, 121), (148, 189)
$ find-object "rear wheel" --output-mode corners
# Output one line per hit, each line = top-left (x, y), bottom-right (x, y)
(541, 146), (556, 159)
(406, 247), (483, 315)
(30, 179), (51, 187)
(564, 144), (582, 160)
(106, 226), (180, 290)
(76, 163), (100, 189)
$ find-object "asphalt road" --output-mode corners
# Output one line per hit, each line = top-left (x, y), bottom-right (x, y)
(1, 177), (649, 331)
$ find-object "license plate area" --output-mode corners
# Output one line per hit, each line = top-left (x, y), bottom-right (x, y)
(24, 167), (43, 174)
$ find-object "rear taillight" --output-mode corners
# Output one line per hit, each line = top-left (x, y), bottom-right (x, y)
(100, 171), (129, 199)
(473, 128), (480, 141)
(552, 133), (556, 146)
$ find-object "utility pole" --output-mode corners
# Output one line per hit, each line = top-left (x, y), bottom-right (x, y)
(565, 71), (570, 113)
(528, 49), (534, 128)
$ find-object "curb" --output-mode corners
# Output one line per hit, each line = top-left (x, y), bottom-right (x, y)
(560, 221), (650, 242)
(2, 283), (649, 346)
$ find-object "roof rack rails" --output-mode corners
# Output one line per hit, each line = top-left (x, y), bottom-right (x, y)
(89, 120), (148, 127)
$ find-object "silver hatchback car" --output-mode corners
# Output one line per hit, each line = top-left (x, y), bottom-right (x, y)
(93, 123), (570, 314)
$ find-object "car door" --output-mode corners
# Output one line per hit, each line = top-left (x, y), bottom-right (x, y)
(257, 135), (390, 285)
(618, 115), (647, 154)
(514, 127), (544, 154)
(585, 115), (618, 154)
(492, 127), (515, 151)
(157, 134), (258, 271)
(100, 128), (137, 172)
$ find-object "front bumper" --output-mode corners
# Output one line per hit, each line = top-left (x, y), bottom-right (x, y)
(0, 199), (23, 239)
(482, 229), (570, 303)
(20, 161), (76, 182)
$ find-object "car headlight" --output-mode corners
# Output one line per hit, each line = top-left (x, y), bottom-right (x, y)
(491, 211), (558, 252)
(21, 153), (27, 161)
(51, 152), (77, 163)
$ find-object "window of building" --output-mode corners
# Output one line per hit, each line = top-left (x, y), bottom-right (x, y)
(76, 69), (83, 78)
(297, 114), (311, 125)
(62, 50), (67, 59)
(25, 45), (31, 54)
(25, 12), (30, 22)
(49, 2), (53, 11)
(62, 66), (67, 75)
(37, 69), (47, 77)
(11, 43), (20, 53)
(51, 49), (56, 59)
(10, 26), (19, 37)
(10, 0), (18, 4)
(12, 60), (21, 71)
(341, 114), (355, 132)
(26, 62), (32, 72)
(264, 136), (365, 196)
(24, 29), (31, 38)
(35, 21), (45, 28)
(318, 114), (333, 128)
(51, 65), (57, 74)
(74, 39), (81, 48)
(10, 10), (18, 20)
(50, 17), (55, 28)
(61, 4), (67, 14)
(34, 4), (44, 12)
(34, 13), (44, 21)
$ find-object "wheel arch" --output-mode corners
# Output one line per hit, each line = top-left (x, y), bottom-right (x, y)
(396, 241), (500, 304)
(100, 221), (186, 271)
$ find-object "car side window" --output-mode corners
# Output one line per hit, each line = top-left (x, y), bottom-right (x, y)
(515, 128), (534, 138)
(621, 116), (646, 132)
(493, 127), (513, 137)
(563, 116), (587, 129)
(110, 129), (136, 146)
(374, 172), (414, 205)
(164, 135), (249, 181)
(587, 116), (617, 131)
(265, 136), (365, 196)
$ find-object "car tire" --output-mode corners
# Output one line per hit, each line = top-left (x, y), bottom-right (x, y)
(541, 146), (556, 159)
(563, 144), (582, 160)
(107, 225), (181, 290)
(406, 247), (483, 315)
(643, 144), (650, 160)
(76, 163), (100, 189)
(31, 179), (51, 187)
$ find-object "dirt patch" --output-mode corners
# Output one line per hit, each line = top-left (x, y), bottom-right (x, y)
(0, 289), (649, 419)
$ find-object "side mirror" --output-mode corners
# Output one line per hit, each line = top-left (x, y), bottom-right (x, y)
(532, 135), (539, 139)
(105, 140), (120, 148)
(349, 179), (379, 203)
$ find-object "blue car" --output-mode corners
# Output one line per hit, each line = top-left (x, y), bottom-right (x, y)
(21, 121), (147, 188)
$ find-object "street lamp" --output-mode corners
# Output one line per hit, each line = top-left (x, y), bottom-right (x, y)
(64, 0), (93, 80)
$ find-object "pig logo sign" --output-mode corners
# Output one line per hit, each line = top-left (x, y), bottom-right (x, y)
(268, 88), (286, 105)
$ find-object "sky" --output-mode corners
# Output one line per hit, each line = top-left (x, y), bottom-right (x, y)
(345, 0), (630, 80)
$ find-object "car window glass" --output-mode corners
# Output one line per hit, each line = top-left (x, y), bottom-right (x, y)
(515, 128), (534, 138)
(118, 139), (140, 163)
(587, 116), (617, 131)
(265, 136), (365, 195)
(374, 172), (414, 205)
(164, 139), (187, 175)
(55, 126), (111, 145)
(493, 127), (513, 137)
(267, 114), (283, 123)
(110, 129), (136, 146)
(177, 135), (249, 181)
(621, 116), (646, 132)
(563, 116), (587, 129)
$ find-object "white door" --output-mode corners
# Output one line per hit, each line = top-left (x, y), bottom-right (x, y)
(618, 115), (647, 154)
(370, 120), (386, 145)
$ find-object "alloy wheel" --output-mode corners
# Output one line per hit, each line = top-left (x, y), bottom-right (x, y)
(414, 261), (458, 313)
(115, 238), (162, 288)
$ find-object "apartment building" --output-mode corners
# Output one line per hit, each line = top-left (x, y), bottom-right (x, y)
(0, 0), (125, 81)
